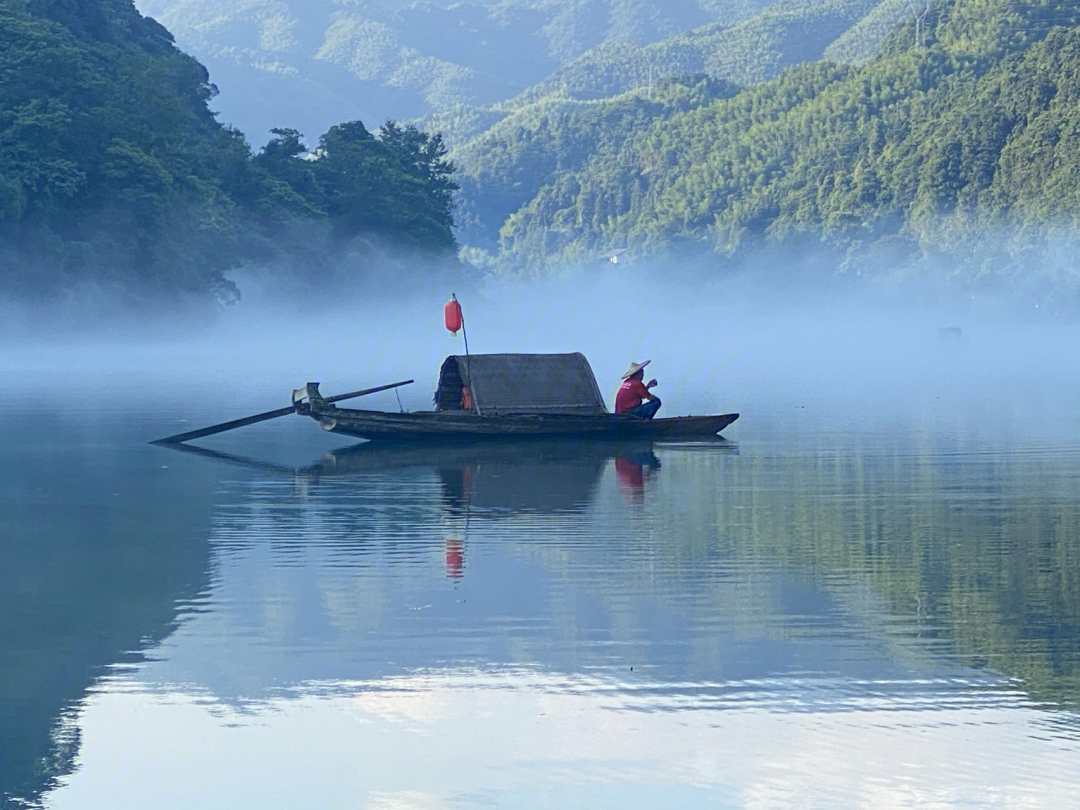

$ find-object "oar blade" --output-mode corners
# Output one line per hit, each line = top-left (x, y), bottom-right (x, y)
(150, 379), (415, 445)
(151, 406), (294, 445)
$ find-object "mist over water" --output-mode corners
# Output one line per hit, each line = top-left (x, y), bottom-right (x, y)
(3, 256), (1077, 443)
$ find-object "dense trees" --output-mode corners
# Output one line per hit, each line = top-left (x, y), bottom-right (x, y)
(448, 0), (1080, 308)
(0, 0), (457, 307)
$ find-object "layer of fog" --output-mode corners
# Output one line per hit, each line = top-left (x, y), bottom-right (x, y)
(2, 252), (1078, 449)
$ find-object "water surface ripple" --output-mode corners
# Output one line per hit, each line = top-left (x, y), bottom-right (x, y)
(2, 389), (1078, 810)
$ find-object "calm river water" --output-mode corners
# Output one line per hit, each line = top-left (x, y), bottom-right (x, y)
(2, 353), (1079, 810)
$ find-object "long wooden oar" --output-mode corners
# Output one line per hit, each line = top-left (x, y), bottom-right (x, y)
(151, 379), (414, 445)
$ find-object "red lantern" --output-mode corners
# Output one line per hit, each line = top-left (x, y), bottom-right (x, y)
(444, 297), (463, 335)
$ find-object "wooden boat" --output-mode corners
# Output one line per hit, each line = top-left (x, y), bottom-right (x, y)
(304, 405), (738, 442)
(295, 352), (738, 443)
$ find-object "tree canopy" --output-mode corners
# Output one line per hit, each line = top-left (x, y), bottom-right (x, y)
(0, 0), (458, 308)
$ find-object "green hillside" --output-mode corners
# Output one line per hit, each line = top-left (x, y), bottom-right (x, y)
(453, 0), (1080, 308)
(0, 0), (456, 307)
(441, 0), (895, 252)
(423, 0), (898, 149)
(449, 77), (741, 255)
(823, 0), (908, 63)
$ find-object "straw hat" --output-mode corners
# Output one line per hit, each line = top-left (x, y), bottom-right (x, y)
(621, 359), (651, 379)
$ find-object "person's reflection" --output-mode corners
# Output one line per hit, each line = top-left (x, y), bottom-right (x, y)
(614, 451), (661, 504)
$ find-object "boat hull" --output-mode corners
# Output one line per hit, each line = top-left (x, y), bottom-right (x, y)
(307, 406), (739, 442)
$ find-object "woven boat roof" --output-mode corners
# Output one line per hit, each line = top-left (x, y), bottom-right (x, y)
(436, 353), (608, 415)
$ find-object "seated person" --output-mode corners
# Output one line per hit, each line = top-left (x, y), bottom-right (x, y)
(615, 360), (661, 419)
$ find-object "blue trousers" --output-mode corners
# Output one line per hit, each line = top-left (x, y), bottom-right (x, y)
(627, 398), (661, 420)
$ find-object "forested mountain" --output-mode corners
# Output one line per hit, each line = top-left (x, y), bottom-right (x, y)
(448, 0), (1080, 309)
(133, 0), (784, 143)
(440, 0), (904, 248)
(0, 0), (456, 307)
(422, 0), (897, 148)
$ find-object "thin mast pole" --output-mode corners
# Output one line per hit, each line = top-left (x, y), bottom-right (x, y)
(454, 294), (480, 415)
(459, 294), (471, 360)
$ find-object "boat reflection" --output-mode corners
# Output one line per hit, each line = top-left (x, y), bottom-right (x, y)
(318, 441), (661, 583)
(314, 440), (736, 582)
(166, 439), (688, 513)
(322, 440), (647, 513)
(161, 439), (738, 588)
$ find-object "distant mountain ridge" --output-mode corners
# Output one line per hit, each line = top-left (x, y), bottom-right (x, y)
(133, 0), (789, 142)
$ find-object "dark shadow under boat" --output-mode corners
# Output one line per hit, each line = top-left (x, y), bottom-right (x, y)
(314, 439), (658, 513)
(161, 436), (737, 477)
(159, 437), (733, 515)
(309, 437), (658, 472)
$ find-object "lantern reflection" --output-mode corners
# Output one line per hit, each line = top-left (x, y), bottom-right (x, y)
(445, 538), (465, 579)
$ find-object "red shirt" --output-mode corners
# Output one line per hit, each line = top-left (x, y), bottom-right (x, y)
(615, 378), (650, 413)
